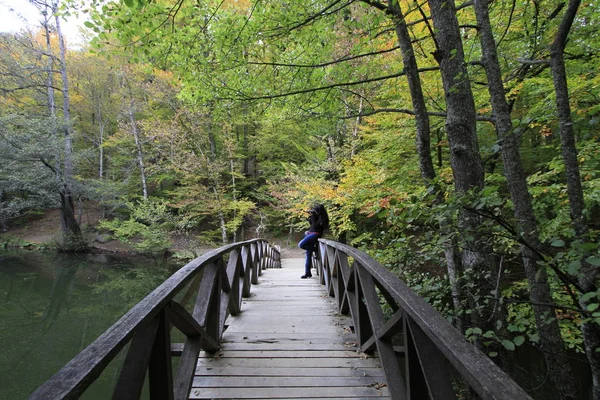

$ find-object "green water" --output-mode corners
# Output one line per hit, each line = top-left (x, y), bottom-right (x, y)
(0, 250), (179, 399)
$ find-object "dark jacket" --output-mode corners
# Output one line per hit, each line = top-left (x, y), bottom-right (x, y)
(307, 213), (325, 237)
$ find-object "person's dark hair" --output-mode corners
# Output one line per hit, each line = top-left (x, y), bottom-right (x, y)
(312, 204), (329, 231)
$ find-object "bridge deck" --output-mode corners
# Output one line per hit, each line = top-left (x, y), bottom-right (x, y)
(190, 257), (390, 399)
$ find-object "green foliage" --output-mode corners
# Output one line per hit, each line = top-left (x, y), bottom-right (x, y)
(99, 199), (174, 254)
(3, 2), (600, 392)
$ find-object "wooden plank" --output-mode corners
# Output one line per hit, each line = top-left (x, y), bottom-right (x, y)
(195, 357), (381, 368)
(191, 375), (385, 388)
(194, 366), (386, 377)
(220, 333), (356, 342)
(223, 323), (347, 334)
(203, 342), (358, 351)
(197, 350), (370, 358)
(189, 386), (389, 399)
(187, 258), (389, 399)
(223, 314), (347, 324)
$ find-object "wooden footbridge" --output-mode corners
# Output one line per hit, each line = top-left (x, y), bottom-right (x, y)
(30, 239), (532, 400)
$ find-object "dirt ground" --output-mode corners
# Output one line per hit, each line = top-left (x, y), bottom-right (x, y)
(0, 205), (306, 259)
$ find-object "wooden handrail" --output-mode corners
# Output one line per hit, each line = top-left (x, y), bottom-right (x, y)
(315, 239), (532, 400)
(29, 239), (281, 400)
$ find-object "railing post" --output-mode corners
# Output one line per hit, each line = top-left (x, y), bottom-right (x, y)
(225, 248), (243, 316)
(406, 318), (456, 399)
(250, 242), (259, 284)
(112, 316), (161, 400)
(356, 264), (407, 399)
(194, 262), (221, 351)
(148, 309), (174, 400)
(336, 251), (350, 315)
(241, 245), (252, 297)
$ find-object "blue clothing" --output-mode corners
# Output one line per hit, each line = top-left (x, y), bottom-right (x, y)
(298, 204), (328, 278)
(299, 232), (319, 276)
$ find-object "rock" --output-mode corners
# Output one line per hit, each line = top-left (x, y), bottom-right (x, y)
(95, 233), (112, 244)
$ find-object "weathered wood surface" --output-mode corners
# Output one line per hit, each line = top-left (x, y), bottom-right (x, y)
(318, 239), (532, 400)
(191, 258), (389, 399)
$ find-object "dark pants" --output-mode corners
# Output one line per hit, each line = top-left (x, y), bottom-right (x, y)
(298, 233), (319, 275)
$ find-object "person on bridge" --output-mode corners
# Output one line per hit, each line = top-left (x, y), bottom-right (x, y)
(298, 204), (329, 279)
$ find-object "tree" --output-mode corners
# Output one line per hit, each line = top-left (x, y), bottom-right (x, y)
(548, 0), (600, 395)
(0, 2), (85, 250)
(472, 0), (577, 396)
(48, 0), (86, 250)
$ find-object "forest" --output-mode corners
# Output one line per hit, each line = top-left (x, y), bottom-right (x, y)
(0, 0), (599, 398)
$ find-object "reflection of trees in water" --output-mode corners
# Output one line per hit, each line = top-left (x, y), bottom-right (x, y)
(5, 251), (202, 397)
(92, 258), (175, 312)
(41, 263), (78, 333)
(0, 251), (180, 399)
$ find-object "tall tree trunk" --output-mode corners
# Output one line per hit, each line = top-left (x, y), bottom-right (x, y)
(427, 0), (496, 334)
(98, 108), (105, 179)
(228, 142), (237, 242)
(53, 1), (85, 250)
(473, 0), (577, 397)
(42, 8), (60, 177)
(125, 79), (148, 200)
(351, 96), (363, 157)
(550, 0), (600, 395)
(384, 0), (466, 329)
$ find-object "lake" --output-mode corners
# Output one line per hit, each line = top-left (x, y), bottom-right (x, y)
(0, 250), (180, 399)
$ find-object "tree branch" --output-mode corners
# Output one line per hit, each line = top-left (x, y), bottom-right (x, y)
(234, 68), (439, 101)
(265, 0), (355, 37)
(247, 46), (401, 68)
(464, 206), (585, 294)
(342, 107), (495, 122)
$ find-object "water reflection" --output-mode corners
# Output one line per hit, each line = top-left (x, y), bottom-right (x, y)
(0, 250), (178, 399)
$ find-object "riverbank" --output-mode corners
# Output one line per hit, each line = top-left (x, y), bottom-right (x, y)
(0, 207), (305, 259)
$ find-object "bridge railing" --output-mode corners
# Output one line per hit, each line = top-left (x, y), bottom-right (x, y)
(30, 239), (280, 400)
(315, 239), (531, 400)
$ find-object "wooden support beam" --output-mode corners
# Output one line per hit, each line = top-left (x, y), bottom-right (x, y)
(174, 338), (202, 400)
(241, 246), (252, 297)
(225, 249), (242, 316)
(148, 310), (174, 400)
(337, 254), (350, 315)
(192, 263), (220, 353)
(354, 265), (374, 348)
(218, 257), (231, 293)
(356, 264), (406, 400)
(251, 243), (259, 284)
(378, 309), (404, 340)
(407, 318), (457, 400)
(179, 271), (203, 310)
(112, 316), (160, 400)
(168, 301), (218, 351)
